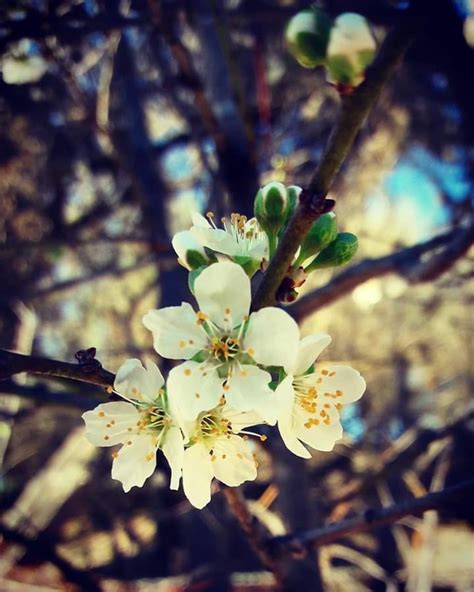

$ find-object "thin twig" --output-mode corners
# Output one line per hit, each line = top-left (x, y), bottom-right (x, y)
(268, 479), (474, 558)
(222, 488), (285, 589)
(0, 349), (115, 389)
(289, 227), (471, 322)
(252, 14), (417, 310)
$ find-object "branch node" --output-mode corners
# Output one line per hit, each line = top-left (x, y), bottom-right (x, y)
(299, 189), (335, 218)
(74, 347), (103, 374)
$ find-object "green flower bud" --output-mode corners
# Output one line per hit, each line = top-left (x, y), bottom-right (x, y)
(285, 8), (333, 68)
(294, 212), (337, 267)
(326, 13), (376, 88)
(254, 181), (291, 236)
(305, 232), (358, 272)
(281, 185), (301, 231)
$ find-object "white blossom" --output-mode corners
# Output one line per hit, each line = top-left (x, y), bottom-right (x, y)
(176, 402), (263, 509)
(275, 334), (366, 458)
(188, 212), (269, 268)
(143, 262), (300, 423)
(82, 359), (184, 492)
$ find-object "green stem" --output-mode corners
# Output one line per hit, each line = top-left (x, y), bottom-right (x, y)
(252, 15), (417, 311)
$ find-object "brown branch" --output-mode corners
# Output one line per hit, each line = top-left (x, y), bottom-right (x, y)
(252, 12), (417, 310)
(289, 227), (469, 322)
(268, 479), (474, 558)
(327, 408), (474, 508)
(0, 349), (115, 389)
(222, 489), (285, 588)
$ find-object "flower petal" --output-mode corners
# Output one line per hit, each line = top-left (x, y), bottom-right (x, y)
(143, 303), (207, 359)
(183, 443), (214, 509)
(172, 230), (206, 270)
(225, 365), (276, 425)
(275, 376), (311, 459)
(314, 364), (366, 404)
(223, 407), (266, 433)
(191, 212), (212, 228)
(82, 402), (139, 447)
(212, 435), (257, 487)
(296, 419), (343, 452)
(114, 358), (164, 404)
(111, 435), (157, 492)
(294, 334), (332, 375)
(244, 307), (300, 371)
(194, 262), (250, 328)
(162, 426), (185, 490)
(167, 361), (224, 421)
(191, 226), (239, 257)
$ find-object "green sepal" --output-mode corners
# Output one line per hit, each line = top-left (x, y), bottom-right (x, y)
(190, 350), (207, 363)
(305, 232), (358, 271)
(188, 265), (207, 294)
(233, 255), (261, 277)
(186, 249), (209, 270)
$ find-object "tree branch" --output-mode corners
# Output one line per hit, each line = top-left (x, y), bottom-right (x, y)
(289, 227), (471, 322)
(0, 13), (147, 52)
(0, 349), (115, 389)
(252, 13), (417, 310)
(268, 479), (474, 558)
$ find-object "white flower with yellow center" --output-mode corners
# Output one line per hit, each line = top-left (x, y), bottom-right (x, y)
(82, 359), (184, 492)
(176, 402), (264, 509)
(276, 334), (366, 458)
(190, 212), (269, 269)
(143, 262), (300, 424)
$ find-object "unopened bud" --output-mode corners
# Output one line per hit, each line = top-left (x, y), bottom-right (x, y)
(326, 13), (376, 88)
(285, 8), (333, 68)
(254, 181), (291, 236)
(295, 212), (337, 266)
(281, 185), (301, 230)
(305, 232), (358, 272)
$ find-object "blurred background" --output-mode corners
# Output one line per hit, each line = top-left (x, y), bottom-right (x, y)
(0, 1), (473, 590)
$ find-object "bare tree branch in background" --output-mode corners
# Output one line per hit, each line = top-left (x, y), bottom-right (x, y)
(289, 226), (473, 322)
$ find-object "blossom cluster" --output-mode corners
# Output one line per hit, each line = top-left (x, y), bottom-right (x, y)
(82, 255), (365, 508)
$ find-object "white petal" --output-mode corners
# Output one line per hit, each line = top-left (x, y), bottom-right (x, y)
(183, 443), (214, 509)
(296, 419), (343, 452)
(191, 212), (212, 228)
(223, 407), (267, 432)
(143, 303), (207, 359)
(111, 435), (157, 492)
(274, 376), (311, 459)
(244, 308), (300, 371)
(212, 435), (257, 487)
(82, 402), (139, 447)
(194, 262), (250, 328)
(225, 365), (276, 425)
(315, 365), (366, 404)
(278, 419), (312, 459)
(191, 226), (239, 257)
(294, 334), (332, 376)
(114, 358), (164, 404)
(167, 361), (224, 421)
(162, 426), (185, 490)
(172, 230), (206, 270)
